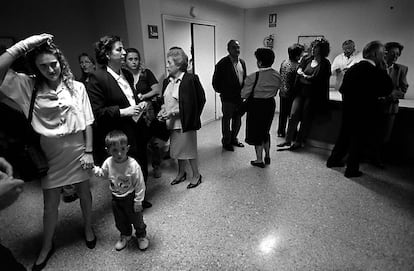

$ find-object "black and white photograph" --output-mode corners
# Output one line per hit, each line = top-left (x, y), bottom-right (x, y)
(0, 0), (412, 270)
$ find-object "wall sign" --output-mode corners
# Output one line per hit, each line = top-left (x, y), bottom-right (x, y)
(148, 25), (159, 39)
(269, 14), (277, 28)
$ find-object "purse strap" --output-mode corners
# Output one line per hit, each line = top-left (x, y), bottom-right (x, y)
(248, 71), (259, 99)
(28, 86), (39, 124)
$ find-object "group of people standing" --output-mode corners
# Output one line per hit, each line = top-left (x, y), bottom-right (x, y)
(213, 38), (408, 178)
(0, 32), (408, 271)
(0, 33), (205, 270)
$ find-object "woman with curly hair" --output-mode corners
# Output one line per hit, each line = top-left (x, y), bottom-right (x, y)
(0, 34), (96, 270)
(278, 38), (331, 150)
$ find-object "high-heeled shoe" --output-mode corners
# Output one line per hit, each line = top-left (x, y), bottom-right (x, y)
(32, 243), (55, 271)
(85, 232), (97, 249)
(187, 175), (202, 189)
(171, 172), (186, 185)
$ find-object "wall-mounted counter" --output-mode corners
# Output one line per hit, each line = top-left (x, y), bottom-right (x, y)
(307, 90), (414, 163)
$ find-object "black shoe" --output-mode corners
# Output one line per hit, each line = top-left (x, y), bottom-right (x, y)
(32, 244), (55, 271)
(264, 157), (271, 165)
(289, 143), (303, 151)
(232, 140), (245, 147)
(326, 159), (345, 168)
(142, 200), (152, 209)
(85, 233), (97, 249)
(62, 193), (78, 203)
(223, 144), (234, 151)
(171, 172), (186, 185)
(276, 142), (291, 147)
(187, 175), (202, 189)
(344, 170), (363, 178)
(250, 161), (265, 168)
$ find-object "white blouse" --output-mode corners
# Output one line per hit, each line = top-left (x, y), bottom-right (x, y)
(0, 70), (94, 137)
(163, 73), (184, 130)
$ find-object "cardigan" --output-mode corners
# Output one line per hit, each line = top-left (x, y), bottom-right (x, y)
(162, 73), (206, 132)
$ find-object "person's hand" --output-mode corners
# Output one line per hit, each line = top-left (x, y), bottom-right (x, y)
(7, 33), (54, 57)
(92, 166), (108, 178)
(134, 201), (143, 213)
(80, 153), (94, 170)
(0, 157), (13, 176)
(120, 105), (144, 117)
(157, 107), (169, 121)
(0, 175), (24, 210)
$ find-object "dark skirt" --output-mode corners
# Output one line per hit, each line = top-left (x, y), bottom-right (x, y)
(245, 98), (276, 145)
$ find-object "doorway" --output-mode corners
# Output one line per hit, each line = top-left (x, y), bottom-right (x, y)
(162, 15), (217, 124)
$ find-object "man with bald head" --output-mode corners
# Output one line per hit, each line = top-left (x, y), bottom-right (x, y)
(213, 40), (247, 151)
(331, 40), (362, 91)
(327, 41), (393, 178)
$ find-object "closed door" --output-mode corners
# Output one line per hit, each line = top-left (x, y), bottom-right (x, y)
(163, 17), (217, 125)
(192, 23), (216, 123)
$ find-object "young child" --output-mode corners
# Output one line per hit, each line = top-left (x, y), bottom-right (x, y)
(94, 130), (149, 251)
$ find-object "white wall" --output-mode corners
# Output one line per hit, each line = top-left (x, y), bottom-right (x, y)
(135, 0), (245, 81)
(244, 0), (414, 98)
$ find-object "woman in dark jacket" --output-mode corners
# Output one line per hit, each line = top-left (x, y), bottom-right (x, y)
(158, 47), (206, 189)
(87, 35), (152, 208)
(278, 38), (331, 150)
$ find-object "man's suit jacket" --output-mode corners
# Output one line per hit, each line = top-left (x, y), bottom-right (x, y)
(212, 55), (246, 102)
(87, 67), (144, 164)
(162, 73), (206, 132)
(340, 60), (393, 120)
(389, 63), (409, 99)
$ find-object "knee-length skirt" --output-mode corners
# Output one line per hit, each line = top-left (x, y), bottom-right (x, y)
(40, 131), (89, 189)
(245, 98), (276, 146)
(170, 129), (197, 159)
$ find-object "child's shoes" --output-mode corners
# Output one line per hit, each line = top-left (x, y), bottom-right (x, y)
(115, 235), (132, 251)
(137, 236), (149, 251)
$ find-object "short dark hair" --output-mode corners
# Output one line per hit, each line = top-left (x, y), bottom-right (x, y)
(288, 43), (304, 61)
(362, 41), (383, 59)
(342, 40), (355, 47)
(95, 35), (122, 66)
(105, 130), (128, 148)
(311, 38), (330, 58)
(126, 48), (140, 59)
(78, 53), (95, 65)
(385, 42), (404, 53)
(254, 48), (275, 67)
(227, 40), (239, 49)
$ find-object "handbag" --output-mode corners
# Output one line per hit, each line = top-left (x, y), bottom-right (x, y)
(238, 71), (259, 116)
(21, 87), (49, 181)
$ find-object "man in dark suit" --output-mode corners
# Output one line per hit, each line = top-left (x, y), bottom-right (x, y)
(212, 40), (246, 151)
(326, 41), (393, 177)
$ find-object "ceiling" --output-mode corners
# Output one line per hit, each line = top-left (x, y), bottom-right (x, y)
(207, 0), (323, 9)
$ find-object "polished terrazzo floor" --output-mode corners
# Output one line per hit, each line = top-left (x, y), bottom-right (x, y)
(1, 117), (413, 270)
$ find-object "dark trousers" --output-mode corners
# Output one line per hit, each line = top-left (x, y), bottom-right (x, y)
(286, 95), (315, 143)
(277, 96), (293, 135)
(112, 193), (146, 238)
(0, 243), (26, 271)
(221, 100), (242, 146)
(328, 109), (372, 172)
